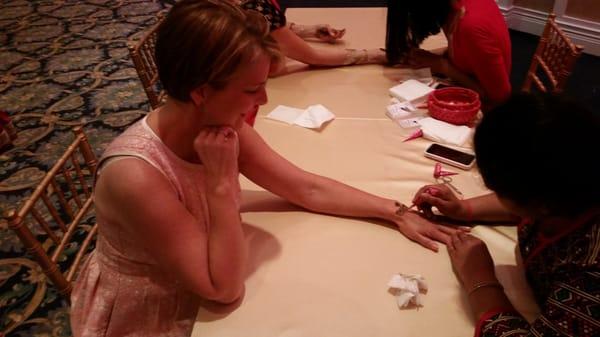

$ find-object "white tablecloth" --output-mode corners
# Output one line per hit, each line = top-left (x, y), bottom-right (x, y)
(192, 8), (539, 337)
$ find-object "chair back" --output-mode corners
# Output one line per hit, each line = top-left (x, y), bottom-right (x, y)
(522, 13), (584, 93)
(129, 19), (166, 109)
(4, 126), (98, 298)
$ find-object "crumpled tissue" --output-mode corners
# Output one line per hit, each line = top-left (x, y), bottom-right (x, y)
(387, 273), (428, 308)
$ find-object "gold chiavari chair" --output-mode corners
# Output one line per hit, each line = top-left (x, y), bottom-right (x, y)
(128, 19), (166, 109)
(522, 13), (584, 93)
(4, 126), (98, 298)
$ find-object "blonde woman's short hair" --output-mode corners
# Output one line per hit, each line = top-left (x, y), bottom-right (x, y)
(155, 0), (280, 101)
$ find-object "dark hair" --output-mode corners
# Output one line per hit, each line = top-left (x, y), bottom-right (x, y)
(386, 0), (452, 63)
(155, 0), (280, 102)
(474, 93), (600, 216)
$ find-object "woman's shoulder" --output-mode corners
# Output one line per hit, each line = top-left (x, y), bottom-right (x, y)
(549, 217), (600, 270)
(96, 156), (175, 198)
(99, 116), (181, 172)
(521, 215), (600, 278)
(95, 117), (185, 202)
(459, 0), (509, 42)
(101, 118), (155, 157)
(571, 218), (600, 266)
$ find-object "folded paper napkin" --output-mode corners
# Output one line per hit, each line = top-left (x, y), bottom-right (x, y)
(385, 101), (415, 120)
(388, 273), (428, 308)
(267, 104), (335, 129)
(418, 117), (473, 146)
(389, 79), (435, 105)
(385, 102), (424, 129)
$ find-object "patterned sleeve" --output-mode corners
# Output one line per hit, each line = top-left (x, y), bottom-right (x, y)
(476, 271), (600, 337)
(240, 0), (286, 32)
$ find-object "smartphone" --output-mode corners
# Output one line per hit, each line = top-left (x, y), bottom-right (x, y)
(424, 143), (476, 170)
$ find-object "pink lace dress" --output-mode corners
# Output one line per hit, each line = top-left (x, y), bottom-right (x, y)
(71, 117), (239, 336)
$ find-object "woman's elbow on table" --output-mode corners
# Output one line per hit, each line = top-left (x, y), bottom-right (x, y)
(208, 285), (245, 305)
(187, 279), (245, 305)
(168, 253), (246, 305)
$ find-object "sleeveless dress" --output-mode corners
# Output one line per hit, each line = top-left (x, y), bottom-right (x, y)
(70, 116), (240, 336)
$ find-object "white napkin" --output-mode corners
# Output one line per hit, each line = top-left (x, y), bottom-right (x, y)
(387, 273), (428, 308)
(266, 104), (335, 129)
(385, 101), (424, 129)
(385, 101), (415, 120)
(418, 117), (473, 146)
(389, 79), (435, 105)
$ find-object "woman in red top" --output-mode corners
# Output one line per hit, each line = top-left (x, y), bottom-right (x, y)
(387, 0), (511, 110)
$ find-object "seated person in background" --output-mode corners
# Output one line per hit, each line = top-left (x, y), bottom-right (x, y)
(387, 0), (511, 110)
(70, 1), (460, 336)
(243, 0), (347, 42)
(238, 0), (387, 125)
(238, 0), (387, 69)
(412, 93), (600, 336)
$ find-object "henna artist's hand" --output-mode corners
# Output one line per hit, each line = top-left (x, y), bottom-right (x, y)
(412, 184), (471, 221)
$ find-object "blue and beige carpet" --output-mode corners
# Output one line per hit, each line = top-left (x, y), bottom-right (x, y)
(0, 1), (167, 335)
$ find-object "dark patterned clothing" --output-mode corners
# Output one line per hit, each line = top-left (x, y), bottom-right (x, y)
(240, 0), (286, 32)
(476, 213), (600, 337)
(239, 0), (285, 127)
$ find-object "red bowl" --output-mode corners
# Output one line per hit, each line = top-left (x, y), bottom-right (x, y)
(428, 87), (480, 125)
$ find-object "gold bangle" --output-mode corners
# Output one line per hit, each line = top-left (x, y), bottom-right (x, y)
(467, 281), (503, 296)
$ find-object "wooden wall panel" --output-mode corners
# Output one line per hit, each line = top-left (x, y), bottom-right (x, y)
(514, 0), (554, 12)
(565, 0), (600, 21)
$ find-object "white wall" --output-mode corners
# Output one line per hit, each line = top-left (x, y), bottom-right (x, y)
(497, 0), (600, 56)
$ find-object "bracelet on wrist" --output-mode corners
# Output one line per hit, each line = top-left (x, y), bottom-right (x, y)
(343, 48), (370, 65)
(467, 280), (503, 296)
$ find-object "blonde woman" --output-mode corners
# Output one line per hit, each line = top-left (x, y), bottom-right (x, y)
(70, 1), (459, 336)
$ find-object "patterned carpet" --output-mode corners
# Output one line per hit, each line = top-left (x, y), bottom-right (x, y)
(0, 1), (167, 335)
